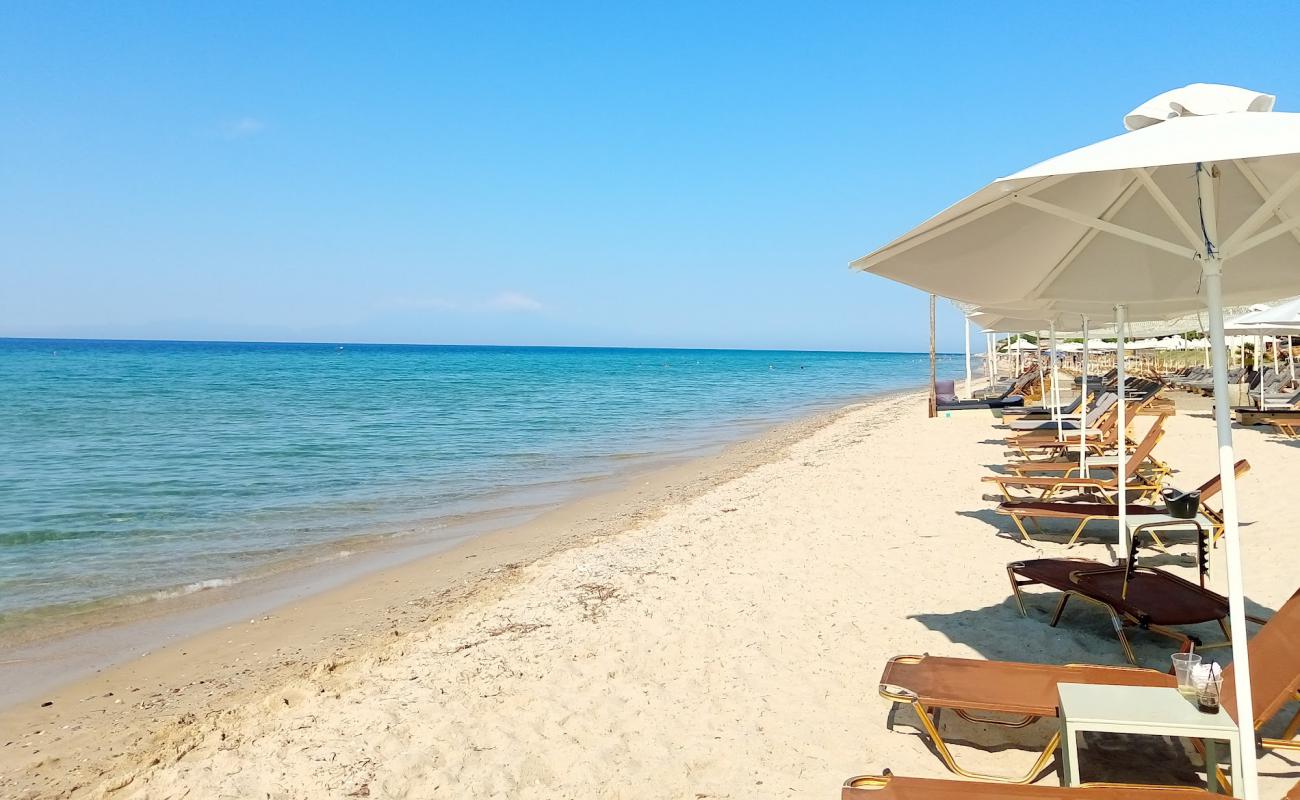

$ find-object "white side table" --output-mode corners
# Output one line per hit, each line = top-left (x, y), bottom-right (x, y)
(1058, 682), (1242, 796)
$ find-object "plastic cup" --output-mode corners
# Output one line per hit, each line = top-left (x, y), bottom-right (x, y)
(1197, 663), (1225, 713)
(1172, 652), (1202, 698)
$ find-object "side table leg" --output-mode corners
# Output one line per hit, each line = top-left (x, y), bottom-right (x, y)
(1061, 722), (1079, 786)
(1205, 739), (1219, 794)
(1228, 736), (1244, 799)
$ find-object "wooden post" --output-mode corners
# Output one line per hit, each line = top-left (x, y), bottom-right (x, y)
(928, 293), (937, 418)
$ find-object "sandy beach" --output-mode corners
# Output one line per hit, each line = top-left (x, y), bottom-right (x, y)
(3, 388), (1296, 799)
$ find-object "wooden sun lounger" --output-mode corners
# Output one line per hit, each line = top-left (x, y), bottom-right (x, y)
(875, 589), (1300, 785)
(1006, 558), (1266, 665)
(841, 772), (1226, 799)
(986, 416), (1168, 502)
(995, 461), (1249, 546)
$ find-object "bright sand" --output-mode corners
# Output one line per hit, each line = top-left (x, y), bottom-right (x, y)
(3, 389), (1296, 798)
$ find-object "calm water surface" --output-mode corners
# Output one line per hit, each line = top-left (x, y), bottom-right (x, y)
(0, 339), (964, 630)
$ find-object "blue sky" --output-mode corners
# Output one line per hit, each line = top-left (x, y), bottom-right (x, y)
(4, 3), (1300, 351)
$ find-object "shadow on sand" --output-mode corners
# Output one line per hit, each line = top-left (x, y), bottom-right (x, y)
(897, 592), (1287, 787)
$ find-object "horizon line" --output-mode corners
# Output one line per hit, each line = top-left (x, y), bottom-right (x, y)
(0, 335), (973, 357)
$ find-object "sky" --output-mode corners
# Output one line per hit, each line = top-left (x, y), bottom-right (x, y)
(4, 3), (1300, 352)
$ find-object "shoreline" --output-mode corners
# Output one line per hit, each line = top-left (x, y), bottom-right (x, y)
(0, 384), (910, 697)
(0, 389), (905, 798)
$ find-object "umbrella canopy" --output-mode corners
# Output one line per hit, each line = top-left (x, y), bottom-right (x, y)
(1000, 338), (1041, 351)
(852, 105), (1300, 320)
(1227, 296), (1300, 335)
(852, 84), (1297, 799)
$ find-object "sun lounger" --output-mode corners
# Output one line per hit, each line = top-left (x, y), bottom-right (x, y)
(1262, 411), (1300, 438)
(934, 379), (1026, 411)
(1006, 558), (1265, 664)
(995, 460), (1249, 546)
(876, 589), (1300, 784)
(840, 772), (1225, 799)
(1007, 393), (1118, 432)
(986, 415), (1168, 502)
(973, 368), (1040, 403)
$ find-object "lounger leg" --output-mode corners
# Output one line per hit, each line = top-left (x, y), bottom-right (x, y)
(1008, 514), (1034, 543)
(1111, 617), (1139, 665)
(1147, 529), (1167, 553)
(1065, 518), (1090, 548)
(906, 700), (1058, 784)
(1007, 565), (1028, 617)
(1049, 594), (1070, 627)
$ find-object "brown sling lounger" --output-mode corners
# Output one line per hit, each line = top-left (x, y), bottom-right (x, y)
(1006, 558), (1266, 665)
(875, 589), (1300, 785)
(995, 460), (1249, 546)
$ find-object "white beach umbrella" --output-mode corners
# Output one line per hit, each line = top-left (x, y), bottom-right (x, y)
(1238, 297), (1300, 382)
(1227, 296), (1300, 335)
(853, 83), (1299, 799)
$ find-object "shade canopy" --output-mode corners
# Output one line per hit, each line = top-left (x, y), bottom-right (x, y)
(854, 109), (1300, 319)
(1227, 296), (1300, 335)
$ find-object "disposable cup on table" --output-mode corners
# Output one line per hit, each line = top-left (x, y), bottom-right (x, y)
(1171, 652), (1201, 698)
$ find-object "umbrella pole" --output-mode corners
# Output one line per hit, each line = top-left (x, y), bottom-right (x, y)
(928, 294), (937, 418)
(1079, 317), (1089, 477)
(1199, 163), (1259, 800)
(1114, 305), (1128, 557)
(986, 332), (994, 388)
(1257, 335), (1265, 410)
(964, 315), (972, 400)
(1291, 335), (1296, 383)
(1050, 322), (1062, 437)
(1272, 336), (1281, 403)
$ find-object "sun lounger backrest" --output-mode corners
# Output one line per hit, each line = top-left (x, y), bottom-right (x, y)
(1085, 393), (1118, 425)
(996, 367), (1038, 400)
(1192, 459), (1251, 503)
(1123, 416), (1166, 475)
(1222, 589), (1300, 727)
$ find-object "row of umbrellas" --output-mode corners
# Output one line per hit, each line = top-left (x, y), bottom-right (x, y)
(853, 83), (1300, 799)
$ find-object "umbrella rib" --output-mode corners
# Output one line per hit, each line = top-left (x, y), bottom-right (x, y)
(1016, 176), (1143, 305)
(1220, 166), (1300, 251)
(1232, 158), (1300, 250)
(1226, 216), (1300, 259)
(850, 174), (1072, 270)
(1133, 168), (1203, 249)
(1011, 192), (1195, 259)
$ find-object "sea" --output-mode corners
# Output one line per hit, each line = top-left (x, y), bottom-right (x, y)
(0, 339), (964, 635)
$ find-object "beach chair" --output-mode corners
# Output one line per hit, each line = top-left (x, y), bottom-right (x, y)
(1006, 393), (1118, 433)
(985, 415), (1168, 502)
(1006, 557), (1266, 665)
(995, 461), (1249, 546)
(999, 392), (1087, 420)
(840, 772), (1226, 798)
(1001, 423), (1170, 483)
(1262, 412), (1300, 438)
(935, 379), (1026, 411)
(1005, 398), (1125, 462)
(975, 367), (1040, 404)
(875, 589), (1300, 784)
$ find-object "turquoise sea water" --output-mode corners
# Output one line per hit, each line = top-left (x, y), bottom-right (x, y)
(0, 339), (963, 630)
